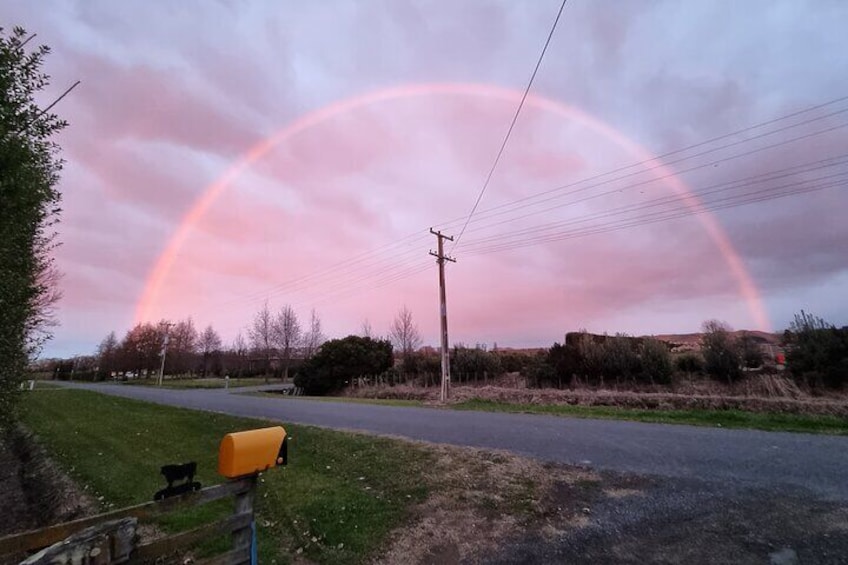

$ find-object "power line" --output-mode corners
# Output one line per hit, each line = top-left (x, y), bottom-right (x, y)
(459, 154), (848, 249)
(435, 94), (848, 234)
(463, 177), (846, 256)
(445, 108), (848, 239)
(451, 0), (569, 250)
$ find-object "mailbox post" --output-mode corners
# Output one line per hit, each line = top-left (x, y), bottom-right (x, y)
(218, 426), (288, 564)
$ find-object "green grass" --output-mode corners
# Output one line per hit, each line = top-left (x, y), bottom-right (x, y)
(452, 399), (848, 435)
(252, 392), (424, 407)
(22, 390), (433, 564)
(121, 377), (272, 389)
(31, 381), (63, 389)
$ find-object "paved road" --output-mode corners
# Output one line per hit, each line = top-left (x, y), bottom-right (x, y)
(56, 382), (848, 500)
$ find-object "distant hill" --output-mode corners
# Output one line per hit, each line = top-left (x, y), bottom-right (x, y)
(653, 330), (782, 351)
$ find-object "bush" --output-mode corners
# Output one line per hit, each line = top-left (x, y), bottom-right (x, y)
(497, 350), (536, 373)
(546, 343), (581, 386)
(451, 345), (504, 384)
(600, 335), (640, 383)
(786, 311), (848, 389)
(701, 320), (742, 384)
(737, 332), (765, 369)
(675, 353), (704, 374)
(294, 336), (393, 396)
(400, 351), (440, 381)
(576, 333), (605, 385)
(640, 338), (673, 385)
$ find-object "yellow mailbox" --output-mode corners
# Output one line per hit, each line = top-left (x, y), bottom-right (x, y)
(218, 426), (288, 479)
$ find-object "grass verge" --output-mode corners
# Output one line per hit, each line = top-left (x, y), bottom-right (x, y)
(451, 398), (848, 435)
(121, 377), (273, 389)
(21, 389), (433, 564)
(251, 392), (423, 407)
(251, 390), (848, 435)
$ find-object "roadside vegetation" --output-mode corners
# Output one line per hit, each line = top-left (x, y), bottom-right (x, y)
(1, 28), (66, 428)
(121, 376), (270, 390)
(19, 389), (599, 563)
(451, 399), (848, 435)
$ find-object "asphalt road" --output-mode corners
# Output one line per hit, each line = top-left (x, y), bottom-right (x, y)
(56, 382), (848, 501)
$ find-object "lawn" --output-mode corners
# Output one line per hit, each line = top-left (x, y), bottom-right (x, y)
(121, 377), (273, 389)
(451, 398), (848, 435)
(21, 389), (434, 564)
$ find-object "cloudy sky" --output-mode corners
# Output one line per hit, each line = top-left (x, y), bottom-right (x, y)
(7, 0), (848, 358)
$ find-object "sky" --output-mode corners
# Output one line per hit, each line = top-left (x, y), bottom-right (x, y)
(6, 0), (848, 358)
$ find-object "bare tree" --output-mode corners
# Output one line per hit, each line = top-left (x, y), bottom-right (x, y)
(170, 318), (198, 376)
(390, 306), (422, 359)
(302, 309), (326, 358)
(232, 332), (248, 378)
(96, 331), (119, 379)
(361, 319), (373, 339)
(249, 302), (275, 381)
(199, 325), (223, 376)
(273, 305), (302, 380)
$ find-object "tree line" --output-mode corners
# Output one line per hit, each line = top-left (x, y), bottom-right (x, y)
(56, 303), (425, 382)
(82, 302), (326, 381)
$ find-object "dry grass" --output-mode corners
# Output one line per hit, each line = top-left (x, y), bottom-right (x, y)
(345, 374), (848, 418)
(375, 445), (600, 564)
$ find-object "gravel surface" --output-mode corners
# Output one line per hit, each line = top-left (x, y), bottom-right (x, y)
(53, 382), (848, 501)
(491, 471), (848, 564)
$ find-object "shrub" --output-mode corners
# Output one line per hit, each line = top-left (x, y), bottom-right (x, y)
(786, 311), (848, 389)
(600, 334), (640, 383)
(675, 353), (704, 374)
(640, 338), (673, 385)
(451, 345), (504, 384)
(701, 320), (742, 384)
(576, 333), (605, 385)
(737, 332), (765, 369)
(497, 350), (536, 373)
(294, 336), (393, 395)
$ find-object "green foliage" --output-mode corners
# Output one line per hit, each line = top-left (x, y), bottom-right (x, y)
(399, 350), (440, 380)
(450, 344), (504, 383)
(675, 353), (704, 374)
(600, 334), (640, 382)
(575, 332), (605, 383)
(640, 338), (673, 385)
(294, 336), (393, 396)
(0, 27), (66, 427)
(528, 334), (674, 388)
(701, 320), (742, 384)
(496, 350), (536, 373)
(786, 311), (848, 389)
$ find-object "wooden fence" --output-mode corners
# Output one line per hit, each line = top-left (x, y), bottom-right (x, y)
(0, 477), (256, 564)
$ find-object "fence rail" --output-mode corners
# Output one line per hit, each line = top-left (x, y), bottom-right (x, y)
(0, 477), (255, 564)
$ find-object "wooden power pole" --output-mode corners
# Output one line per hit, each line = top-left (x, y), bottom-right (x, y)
(430, 229), (456, 403)
(157, 322), (174, 387)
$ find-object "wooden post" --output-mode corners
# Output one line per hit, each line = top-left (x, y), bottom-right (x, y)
(232, 476), (256, 563)
(429, 229), (456, 403)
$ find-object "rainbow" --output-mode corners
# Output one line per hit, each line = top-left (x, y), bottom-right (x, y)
(134, 82), (771, 330)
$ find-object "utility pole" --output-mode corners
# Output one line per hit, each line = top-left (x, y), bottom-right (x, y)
(430, 228), (456, 403)
(157, 323), (173, 387)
